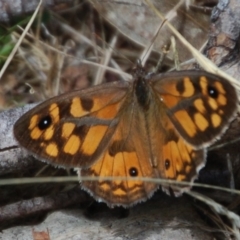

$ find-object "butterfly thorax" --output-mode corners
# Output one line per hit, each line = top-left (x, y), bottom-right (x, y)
(134, 73), (152, 110)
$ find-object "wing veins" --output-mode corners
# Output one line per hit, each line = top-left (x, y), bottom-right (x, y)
(62, 116), (118, 127)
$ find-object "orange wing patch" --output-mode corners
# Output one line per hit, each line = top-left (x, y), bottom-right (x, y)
(64, 135), (81, 155)
(173, 110), (197, 137)
(45, 142), (59, 157)
(70, 97), (90, 117)
(193, 113), (209, 131)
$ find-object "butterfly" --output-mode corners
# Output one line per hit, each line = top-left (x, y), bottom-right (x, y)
(14, 67), (238, 207)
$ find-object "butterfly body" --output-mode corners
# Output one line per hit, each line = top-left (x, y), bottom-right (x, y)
(14, 70), (238, 207)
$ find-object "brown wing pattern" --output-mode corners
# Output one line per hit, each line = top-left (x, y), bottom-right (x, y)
(152, 70), (237, 148)
(14, 82), (130, 167)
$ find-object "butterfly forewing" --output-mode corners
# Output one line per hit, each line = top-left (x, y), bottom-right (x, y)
(14, 81), (130, 167)
(152, 70), (238, 148)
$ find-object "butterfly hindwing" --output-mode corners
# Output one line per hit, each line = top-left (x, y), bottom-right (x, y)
(160, 121), (204, 194)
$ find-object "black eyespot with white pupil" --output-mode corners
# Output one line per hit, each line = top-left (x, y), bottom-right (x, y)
(208, 85), (218, 98)
(165, 159), (170, 170)
(129, 167), (138, 177)
(38, 115), (52, 130)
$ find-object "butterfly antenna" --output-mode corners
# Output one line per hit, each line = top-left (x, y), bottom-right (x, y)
(140, 18), (167, 67)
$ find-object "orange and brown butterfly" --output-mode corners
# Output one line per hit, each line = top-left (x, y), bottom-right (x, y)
(14, 66), (238, 207)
